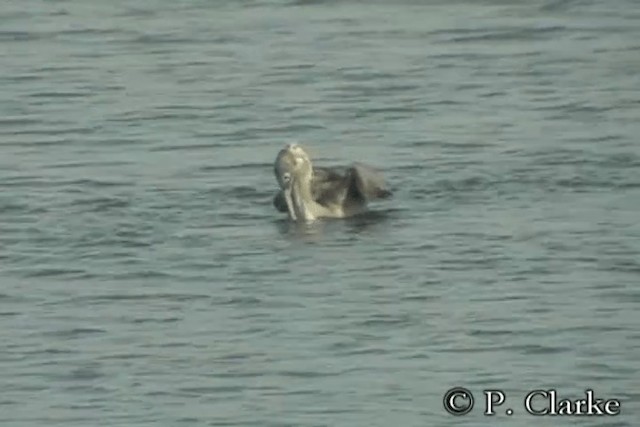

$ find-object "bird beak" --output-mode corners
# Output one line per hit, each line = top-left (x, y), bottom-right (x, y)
(283, 181), (297, 221)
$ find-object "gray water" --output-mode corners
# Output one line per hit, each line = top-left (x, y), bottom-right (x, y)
(1, 0), (639, 426)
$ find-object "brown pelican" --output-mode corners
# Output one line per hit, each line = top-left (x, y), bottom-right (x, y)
(273, 143), (392, 221)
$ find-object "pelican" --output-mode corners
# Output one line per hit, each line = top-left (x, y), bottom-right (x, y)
(273, 143), (392, 221)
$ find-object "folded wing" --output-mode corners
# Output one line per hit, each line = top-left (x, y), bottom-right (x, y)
(348, 162), (392, 202)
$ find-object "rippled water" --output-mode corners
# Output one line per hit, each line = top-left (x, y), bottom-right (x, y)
(2, 0), (639, 425)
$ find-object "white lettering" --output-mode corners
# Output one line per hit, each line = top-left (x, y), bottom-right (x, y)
(484, 390), (506, 415)
(524, 390), (549, 415)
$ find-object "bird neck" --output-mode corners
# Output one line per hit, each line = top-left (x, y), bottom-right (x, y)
(291, 174), (318, 221)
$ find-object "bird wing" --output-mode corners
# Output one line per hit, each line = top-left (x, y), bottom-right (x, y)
(348, 162), (392, 201)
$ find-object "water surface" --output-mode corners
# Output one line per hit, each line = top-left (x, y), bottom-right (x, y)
(1, 0), (639, 425)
